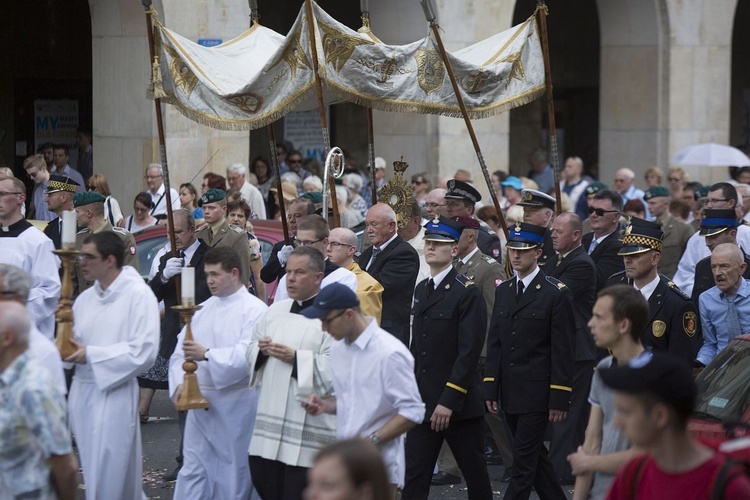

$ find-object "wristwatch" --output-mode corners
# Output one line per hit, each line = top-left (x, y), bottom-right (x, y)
(204, 349), (210, 362)
(369, 432), (381, 445)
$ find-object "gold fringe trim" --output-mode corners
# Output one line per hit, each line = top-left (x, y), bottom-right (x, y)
(152, 58), (167, 99)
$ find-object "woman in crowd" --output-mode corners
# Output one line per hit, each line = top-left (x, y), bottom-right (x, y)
(667, 167), (689, 199)
(179, 182), (204, 224)
(250, 156), (274, 202)
(201, 172), (226, 193)
(623, 199), (646, 219)
(303, 175), (323, 193)
(124, 192), (158, 233)
(336, 185), (364, 229)
(304, 439), (391, 500)
(227, 199), (266, 302)
(342, 173), (367, 219)
(87, 173), (124, 227)
(644, 166), (664, 187)
(410, 172), (431, 208)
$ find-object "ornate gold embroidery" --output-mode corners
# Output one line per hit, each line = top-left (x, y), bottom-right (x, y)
(318, 21), (372, 73)
(273, 32), (310, 80)
(224, 92), (264, 114)
(415, 49), (445, 95)
(164, 45), (199, 98)
(498, 50), (526, 83)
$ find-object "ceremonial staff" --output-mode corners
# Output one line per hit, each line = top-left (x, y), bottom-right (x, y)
(142, 0), (180, 279)
(419, 0), (509, 238)
(536, 0), (563, 215)
(247, 0), (291, 244)
(360, 0), (378, 203)
(304, 0), (341, 227)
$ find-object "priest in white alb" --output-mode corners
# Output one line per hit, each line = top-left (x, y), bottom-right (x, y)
(247, 246), (337, 500)
(169, 247), (268, 499)
(66, 231), (160, 500)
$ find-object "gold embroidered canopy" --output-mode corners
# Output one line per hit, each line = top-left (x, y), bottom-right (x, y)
(149, 2), (545, 131)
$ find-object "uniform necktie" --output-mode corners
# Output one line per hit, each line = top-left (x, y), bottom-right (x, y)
(426, 278), (434, 298)
(588, 238), (599, 255)
(556, 254), (563, 266)
(206, 228), (214, 245)
(517, 280), (525, 300)
(726, 295), (741, 341)
(455, 259), (464, 273)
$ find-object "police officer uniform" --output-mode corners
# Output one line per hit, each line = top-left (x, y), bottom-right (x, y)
(445, 179), (502, 263)
(483, 222), (574, 500)
(73, 192), (139, 295)
(691, 209), (750, 306)
(403, 216), (493, 500)
(605, 217), (699, 367)
(43, 175), (80, 249)
(517, 189), (557, 270)
(194, 188), (253, 286)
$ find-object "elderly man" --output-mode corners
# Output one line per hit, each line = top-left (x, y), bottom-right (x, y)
(302, 284), (425, 495)
(43, 175), (79, 249)
(170, 247), (268, 499)
(582, 189), (625, 292)
(691, 209), (750, 306)
(261, 197), (316, 283)
(560, 157), (590, 220)
(425, 188), (448, 219)
(195, 188), (253, 286)
(445, 179), (502, 262)
(50, 144), (85, 193)
(644, 186), (694, 279)
(674, 182), (750, 296)
(23, 154), (55, 221)
(0, 174), (60, 339)
(227, 163), (266, 219)
(519, 188), (557, 269)
(359, 203), (420, 345)
(74, 191), (139, 295)
(613, 168), (649, 220)
(696, 243), (750, 368)
(605, 218), (699, 367)
(0, 302), (78, 500)
(144, 163), (180, 218)
(273, 215), (357, 301)
(547, 212), (597, 484)
(247, 247), (337, 499)
(327, 226), (383, 322)
(67, 232), (160, 499)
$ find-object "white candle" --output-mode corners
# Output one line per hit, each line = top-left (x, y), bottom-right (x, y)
(181, 267), (195, 306)
(62, 211), (77, 249)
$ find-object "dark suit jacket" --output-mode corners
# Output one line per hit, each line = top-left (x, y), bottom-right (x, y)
(359, 235), (419, 344)
(411, 269), (487, 420)
(43, 217), (62, 250)
(537, 228), (556, 271)
(484, 271), (575, 414)
(547, 246), (597, 362)
(149, 241), (212, 358)
(261, 240), (287, 284)
(605, 272), (699, 367)
(582, 227), (624, 292)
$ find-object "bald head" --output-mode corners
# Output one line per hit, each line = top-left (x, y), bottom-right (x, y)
(0, 302), (31, 348)
(711, 243), (747, 295)
(327, 227), (358, 267)
(425, 188), (448, 218)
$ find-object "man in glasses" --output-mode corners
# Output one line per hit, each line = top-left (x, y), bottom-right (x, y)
(22, 154), (55, 221)
(43, 175), (79, 249)
(0, 174), (60, 339)
(261, 197), (316, 283)
(424, 188), (448, 220)
(581, 189), (625, 292)
(272, 214), (356, 302)
(327, 226), (383, 322)
(302, 284), (424, 498)
(144, 163), (180, 218)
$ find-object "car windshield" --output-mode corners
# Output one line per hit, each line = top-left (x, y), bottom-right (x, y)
(694, 339), (750, 422)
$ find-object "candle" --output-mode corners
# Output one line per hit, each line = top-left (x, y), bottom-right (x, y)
(181, 267), (195, 306)
(62, 211), (77, 249)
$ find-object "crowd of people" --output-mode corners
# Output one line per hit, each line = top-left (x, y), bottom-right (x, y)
(4, 143), (750, 500)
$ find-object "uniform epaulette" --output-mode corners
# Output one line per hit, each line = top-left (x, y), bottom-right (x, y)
(76, 228), (89, 235)
(455, 274), (475, 288)
(666, 280), (690, 300)
(112, 226), (129, 235)
(607, 270), (627, 281)
(481, 254), (497, 264)
(229, 225), (243, 234)
(545, 276), (566, 290)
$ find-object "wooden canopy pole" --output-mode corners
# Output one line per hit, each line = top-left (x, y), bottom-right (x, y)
(536, 1), (562, 215)
(360, 0), (378, 203)
(304, 0), (340, 227)
(419, 0), (508, 238)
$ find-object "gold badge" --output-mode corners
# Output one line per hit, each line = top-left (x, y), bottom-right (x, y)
(523, 191), (533, 201)
(683, 312), (697, 337)
(515, 221), (522, 232)
(652, 320), (667, 338)
(536, 284), (541, 289)
(557, 282), (565, 290)
(625, 225), (633, 236)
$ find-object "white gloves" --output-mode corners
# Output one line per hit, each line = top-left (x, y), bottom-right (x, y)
(277, 244), (294, 266)
(162, 257), (183, 280)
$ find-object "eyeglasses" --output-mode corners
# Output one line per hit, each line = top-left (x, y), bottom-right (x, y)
(296, 237), (325, 247)
(0, 191), (22, 197)
(613, 178), (628, 184)
(424, 203), (446, 209)
(144, 175), (162, 180)
(321, 309), (347, 325)
(412, 179), (426, 185)
(668, 177), (682, 182)
(327, 241), (354, 249)
(587, 207), (619, 217)
(288, 159), (302, 164)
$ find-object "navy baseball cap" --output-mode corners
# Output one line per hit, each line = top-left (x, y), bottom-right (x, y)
(300, 283), (360, 320)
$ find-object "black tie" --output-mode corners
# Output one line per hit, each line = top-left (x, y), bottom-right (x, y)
(517, 280), (525, 300)
(426, 278), (435, 298)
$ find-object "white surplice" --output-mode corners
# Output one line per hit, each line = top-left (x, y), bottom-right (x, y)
(246, 299), (337, 468)
(68, 266), (160, 500)
(169, 286), (267, 500)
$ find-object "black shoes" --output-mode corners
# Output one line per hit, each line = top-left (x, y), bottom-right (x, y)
(431, 471), (462, 486)
(501, 469), (512, 483)
(162, 465), (182, 482)
(484, 447), (503, 466)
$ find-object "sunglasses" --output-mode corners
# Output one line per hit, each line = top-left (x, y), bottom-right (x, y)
(587, 207), (619, 217)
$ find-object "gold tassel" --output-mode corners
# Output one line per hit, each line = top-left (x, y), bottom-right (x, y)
(152, 57), (168, 99)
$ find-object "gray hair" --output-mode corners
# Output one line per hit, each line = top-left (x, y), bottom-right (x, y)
(147, 163), (164, 176)
(303, 176), (323, 192)
(281, 172), (301, 187)
(343, 173), (363, 192)
(227, 163), (247, 176)
(0, 264), (31, 301)
(0, 301), (31, 345)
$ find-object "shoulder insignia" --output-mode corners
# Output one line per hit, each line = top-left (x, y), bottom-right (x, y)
(76, 228), (89, 235)
(683, 311), (697, 337)
(481, 254), (496, 264)
(494, 277), (503, 287)
(112, 226), (128, 235)
(667, 280), (690, 300)
(129, 244), (136, 256)
(545, 276), (566, 290)
(455, 274), (475, 288)
(229, 225), (243, 234)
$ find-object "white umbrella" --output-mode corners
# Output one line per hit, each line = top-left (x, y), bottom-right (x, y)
(672, 143), (750, 167)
